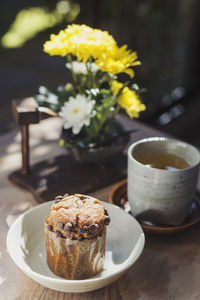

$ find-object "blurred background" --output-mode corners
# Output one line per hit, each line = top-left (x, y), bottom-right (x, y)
(0, 0), (200, 145)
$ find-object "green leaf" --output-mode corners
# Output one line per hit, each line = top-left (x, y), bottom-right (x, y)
(47, 93), (58, 105)
(57, 85), (66, 93)
(96, 112), (102, 120)
(34, 94), (47, 103)
(59, 139), (65, 147)
(137, 88), (147, 94)
(101, 97), (114, 107)
(100, 89), (110, 95)
(38, 86), (48, 95)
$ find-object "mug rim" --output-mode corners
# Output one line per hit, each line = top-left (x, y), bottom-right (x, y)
(128, 136), (200, 172)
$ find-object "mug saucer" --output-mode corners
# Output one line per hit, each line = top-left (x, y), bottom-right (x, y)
(109, 179), (200, 234)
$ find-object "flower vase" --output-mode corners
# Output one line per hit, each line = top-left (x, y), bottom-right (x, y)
(61, 120), (130, 164)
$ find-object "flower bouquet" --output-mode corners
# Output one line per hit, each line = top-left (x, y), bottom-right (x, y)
(34, 24), (146, 163)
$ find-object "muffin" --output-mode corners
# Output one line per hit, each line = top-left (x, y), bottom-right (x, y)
(45, 193), (110, 280)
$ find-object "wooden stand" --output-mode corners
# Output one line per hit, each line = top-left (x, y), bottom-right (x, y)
(9, 98), (171, 203)
(9, 98), (127, 202)
(12, 97), (40, 175)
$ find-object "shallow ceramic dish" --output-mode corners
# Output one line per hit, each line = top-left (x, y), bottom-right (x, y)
(109, 179), (200, 234)
(7, 201), (145, 293)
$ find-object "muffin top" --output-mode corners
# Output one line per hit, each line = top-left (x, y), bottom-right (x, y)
(45, 193), (110, 240)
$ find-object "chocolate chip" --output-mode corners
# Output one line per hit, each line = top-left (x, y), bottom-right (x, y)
(79, 195), (87, 200)
(63, 193), (69, 197)
(89, 223), (99, 233)
(104, 216), (111, 225)
(54, 196), (63, 203)
(56, 230), (63, 237)
(54, 199), (61, 203)
(80, 225), (88, 233)
(58, 222), (64, 230)
(64, 222), (73, 231)
(71, 221), (76, 228)
(104, 209), (109, 216)
(55, 195), (63, 199)
(47, 224), (53, 231)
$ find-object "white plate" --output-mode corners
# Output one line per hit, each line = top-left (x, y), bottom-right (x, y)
(7, 201), (145, 293)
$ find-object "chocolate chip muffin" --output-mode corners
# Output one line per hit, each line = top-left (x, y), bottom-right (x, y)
(45, 193), (110, 280)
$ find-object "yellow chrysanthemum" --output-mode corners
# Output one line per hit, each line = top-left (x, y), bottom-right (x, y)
(111, 80), (123, 96)
(111, 80), (146, 118)
(119, 88), (146, 118)
(44, 30), (70, 56)
(96, 45), (141, 78)
(43, 24), (116, 63)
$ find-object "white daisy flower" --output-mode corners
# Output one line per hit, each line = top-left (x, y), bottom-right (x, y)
(65, 61), (99, 75)
(59, 94), (96, 135)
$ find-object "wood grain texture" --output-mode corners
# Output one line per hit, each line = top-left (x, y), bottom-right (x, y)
(3, 184), (200, 300)
(8, 115), (171, 204)
(2, 117), (200, 300)
(9, 153), (127, 203)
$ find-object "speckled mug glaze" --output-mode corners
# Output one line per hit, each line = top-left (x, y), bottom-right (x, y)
(128, 137), (200, 225)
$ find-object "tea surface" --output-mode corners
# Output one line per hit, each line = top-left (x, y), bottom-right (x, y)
(136, 152), (190, 170)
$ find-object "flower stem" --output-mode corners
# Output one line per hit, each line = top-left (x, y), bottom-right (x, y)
(67, 55), (76, 82)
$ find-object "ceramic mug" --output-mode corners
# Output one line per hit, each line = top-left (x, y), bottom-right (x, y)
(127, 137), (200, 225)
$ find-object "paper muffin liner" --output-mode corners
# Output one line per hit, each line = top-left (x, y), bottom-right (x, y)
(45, 223), (106, 280)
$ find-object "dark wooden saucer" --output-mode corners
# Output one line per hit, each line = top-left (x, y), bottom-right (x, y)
(109, 179), (200, 234)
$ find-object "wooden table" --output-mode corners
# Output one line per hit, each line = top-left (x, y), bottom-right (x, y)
(1, 116), (200, 300)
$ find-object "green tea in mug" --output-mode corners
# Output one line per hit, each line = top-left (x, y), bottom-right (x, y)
(136, 152), (190, 170)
